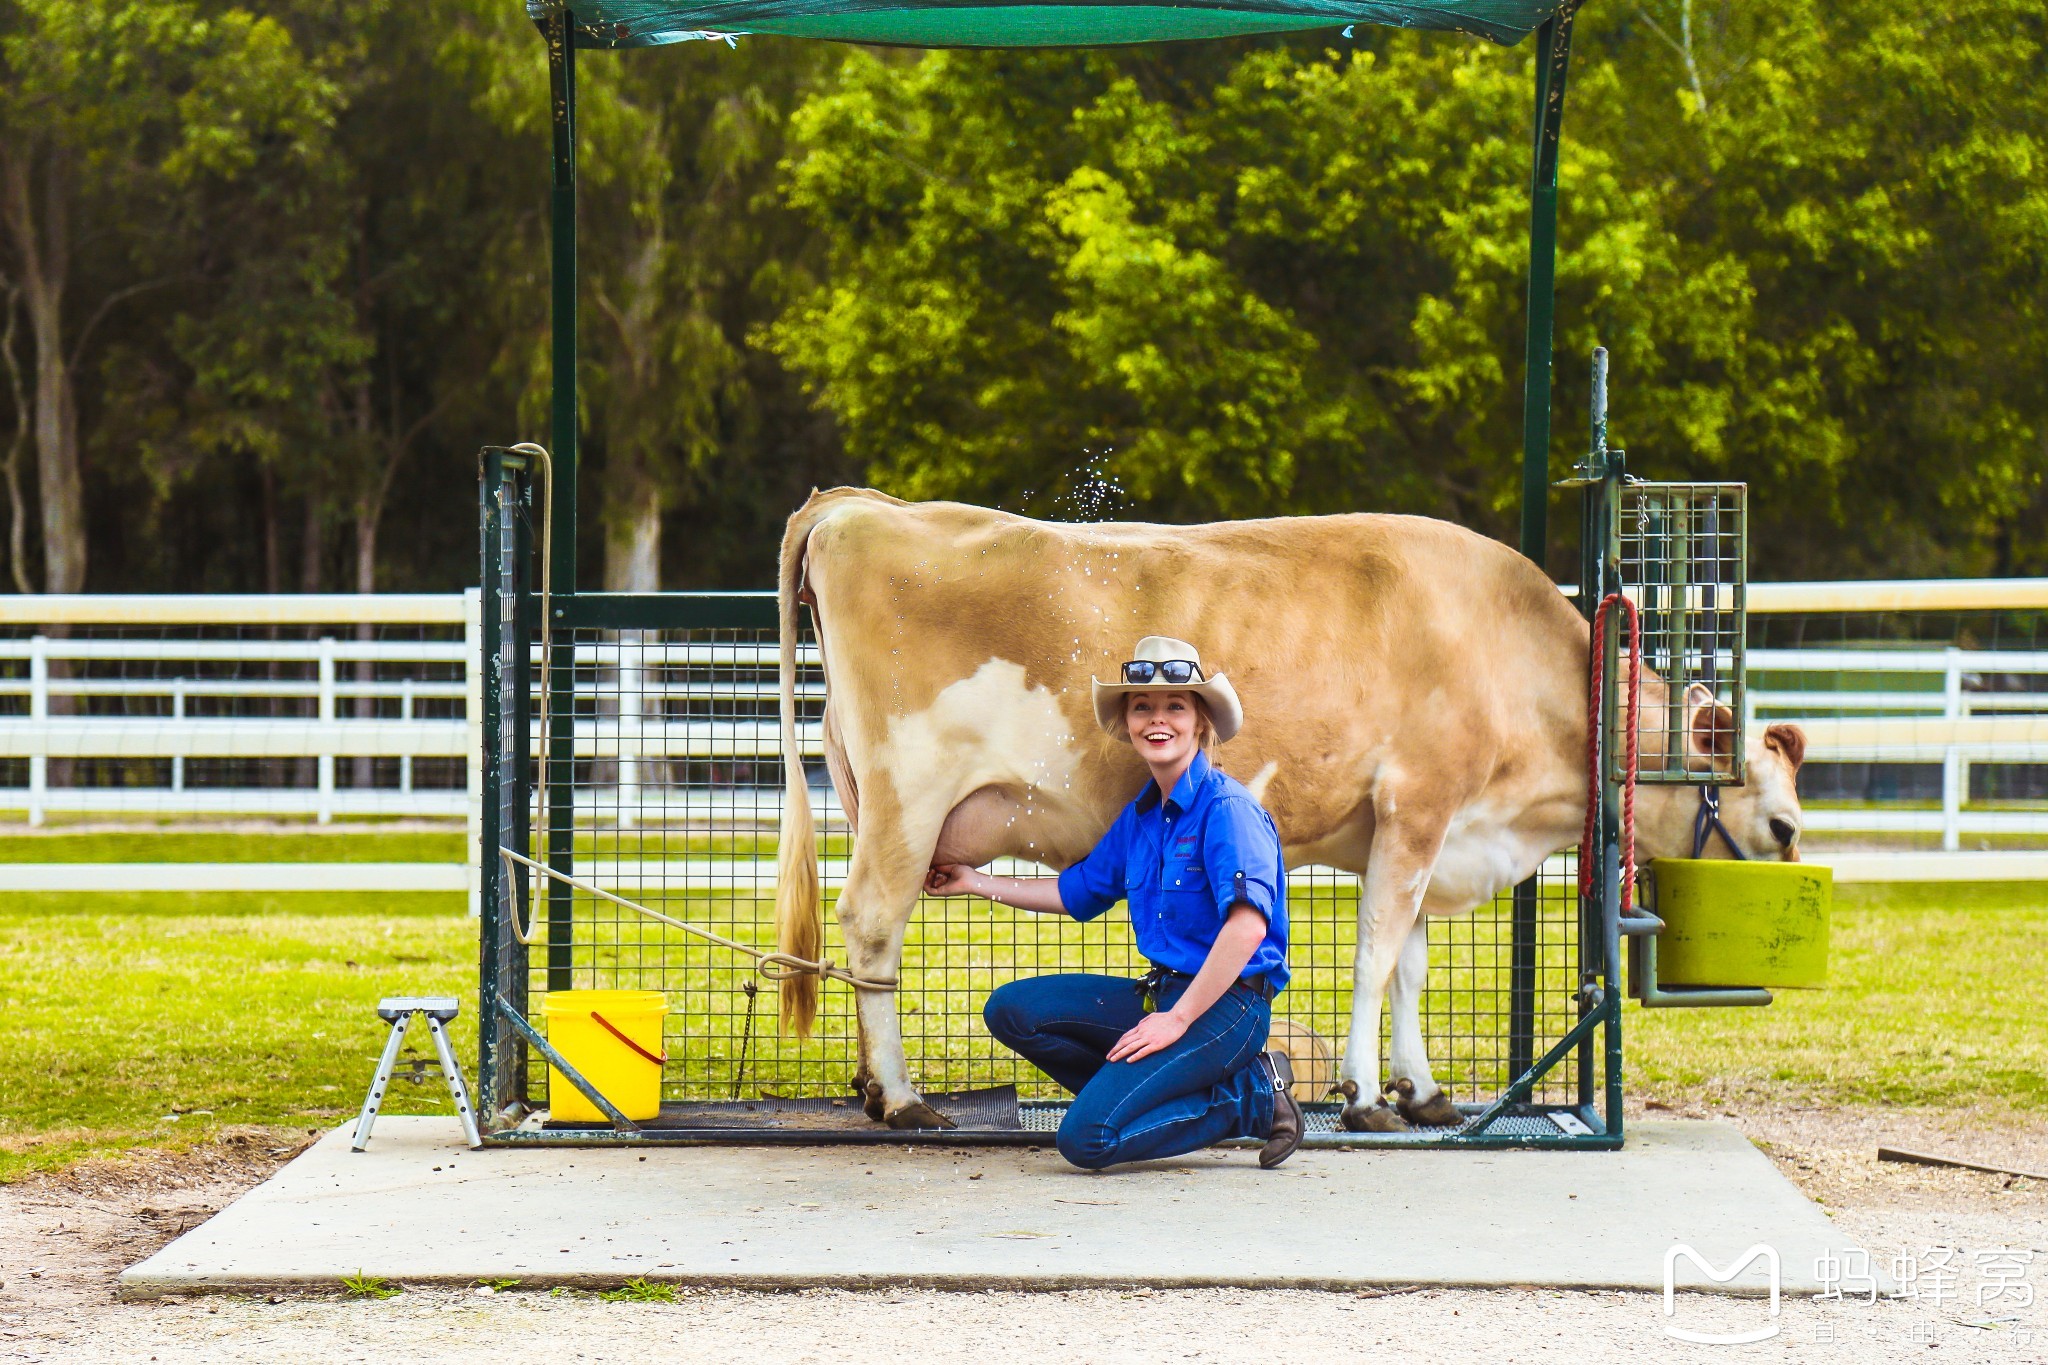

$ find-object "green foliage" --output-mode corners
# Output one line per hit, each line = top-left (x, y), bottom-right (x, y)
(341, 1271), (400, 1299)
(773, 7), (2048, 575)
(0, 0), (357, 591)
(564, 37), (847, 588)
(4, 5), (2042, 587)
(1578, 0), (2048, 576)
(0, 5), (848, 594)
(599, 1276), (677, 1302)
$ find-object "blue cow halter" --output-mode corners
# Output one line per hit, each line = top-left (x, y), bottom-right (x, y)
(1691, 785), (1748, 860)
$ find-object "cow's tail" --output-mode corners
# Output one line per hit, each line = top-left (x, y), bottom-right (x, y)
(776, 501), (825, 1037)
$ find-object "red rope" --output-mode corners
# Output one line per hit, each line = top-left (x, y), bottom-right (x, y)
(1582, 594), (1643, 914)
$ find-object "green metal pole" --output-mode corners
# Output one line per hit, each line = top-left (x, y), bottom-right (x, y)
(547, 10), (579, 588)
(477, 452), (510, 1123)
(1599, 440), (1626, 1138)
(477, 449), (539, 1123)
(545, 10), (578, 993)
(1519, 11), (1576, 562)
(1568, 351), (1606, 1113)
(1508, 9), (1578, 1095)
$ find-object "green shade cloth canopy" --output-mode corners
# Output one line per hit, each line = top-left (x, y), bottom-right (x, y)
(531, 0), (1562, 49)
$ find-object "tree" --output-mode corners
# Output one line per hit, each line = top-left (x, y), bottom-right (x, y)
(1583, 0), (2048, 576)
(570, 39), (839, 591)
(769, 40), (1632, 534)
(770, 7), (2048, 578)
(0, 0), (341, 592)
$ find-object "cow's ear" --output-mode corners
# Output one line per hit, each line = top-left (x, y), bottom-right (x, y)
(1685, 682), (1737, 761)
(1765, 722), (1807, 772)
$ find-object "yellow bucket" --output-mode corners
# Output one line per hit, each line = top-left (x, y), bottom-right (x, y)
(1646, 859), (1833, 989)
(542, 989), (667, 1122)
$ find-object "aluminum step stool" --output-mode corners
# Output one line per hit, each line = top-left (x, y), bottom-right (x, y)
(352, 996), (483, 1151)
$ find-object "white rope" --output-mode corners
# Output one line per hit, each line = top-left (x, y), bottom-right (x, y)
(504, 443), (559, 939)
(496, 846), (897, 992)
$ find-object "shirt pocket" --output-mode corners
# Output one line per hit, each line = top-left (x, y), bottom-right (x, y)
(1160, 846), (1214, 916)
(1157, 887), (1220, 942)
(1161, 819), (1206, 887)
(1159, 855), (1209, 896)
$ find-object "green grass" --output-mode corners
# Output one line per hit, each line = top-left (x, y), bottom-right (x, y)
(1629, 881), (2048, 1110)
(341, 1272), (401, 1300)
(598, 1277), (676, 1303)
(2, 865), (2042, 1181)
(0, 831), (466, 863)
(0, 888), (472, 1181)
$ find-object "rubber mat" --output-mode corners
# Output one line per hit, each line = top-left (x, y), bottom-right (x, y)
(544, 1085), (1023, 1134)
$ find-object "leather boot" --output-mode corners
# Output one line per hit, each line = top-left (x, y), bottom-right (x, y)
(1258, 1049), (1304, 1169)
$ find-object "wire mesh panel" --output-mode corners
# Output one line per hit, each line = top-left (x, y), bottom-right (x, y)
(1616, 482), (1747, 784)
(501, 601), (1584, 1114)
(1398, 859), (1582, 1108)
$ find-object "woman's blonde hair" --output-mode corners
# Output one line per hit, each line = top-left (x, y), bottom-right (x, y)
(1122, 691), (1216, 751)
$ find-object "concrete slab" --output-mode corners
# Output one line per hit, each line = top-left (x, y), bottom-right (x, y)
(121, 1118), (1876, 1298)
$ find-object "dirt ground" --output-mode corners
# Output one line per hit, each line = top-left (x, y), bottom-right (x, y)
(1, 1106), (2043, 1363)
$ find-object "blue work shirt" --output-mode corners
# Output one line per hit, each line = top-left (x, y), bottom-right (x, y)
(1056, 750), (1290, 992)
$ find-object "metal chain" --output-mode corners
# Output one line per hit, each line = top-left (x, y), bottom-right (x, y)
(732, 981), (758, 1101)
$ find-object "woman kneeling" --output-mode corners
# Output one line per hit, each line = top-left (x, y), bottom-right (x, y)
(925, 636), (1303, 1170)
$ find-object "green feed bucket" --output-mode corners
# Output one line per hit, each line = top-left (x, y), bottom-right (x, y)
(1645, 859), (1833, 989)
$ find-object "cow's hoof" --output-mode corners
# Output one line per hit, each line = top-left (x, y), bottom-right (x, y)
(859, 1078), (887, 1123)
(1392, 1078), (1461, 1128)
(884, 1100), (956, 1131)
(1334, 1086), (1409, 1133)
(1341, 1101), (1410, 1133)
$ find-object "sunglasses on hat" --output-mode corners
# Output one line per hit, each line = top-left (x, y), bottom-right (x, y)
(1121, 659), (1204, 685)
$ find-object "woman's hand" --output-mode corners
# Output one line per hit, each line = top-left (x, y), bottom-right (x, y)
(924, 864), (980, 896)
(1106, 1009), (1189, 1063)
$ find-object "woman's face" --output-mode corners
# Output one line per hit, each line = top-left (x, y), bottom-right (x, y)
(1125, 690), (1201, 766)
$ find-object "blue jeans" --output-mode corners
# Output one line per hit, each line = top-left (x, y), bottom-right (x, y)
(984, 973), (1276, 1170)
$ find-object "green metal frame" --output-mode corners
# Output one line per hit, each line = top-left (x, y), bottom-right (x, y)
(1506, 4), (1577, 1114)
(1569, 348), (1628, 1134)
(475, 1), (1636, 1148)
(477, 445), (533, 1116)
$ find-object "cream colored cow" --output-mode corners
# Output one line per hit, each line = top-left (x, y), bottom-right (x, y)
(775, 488), (1806, 1131)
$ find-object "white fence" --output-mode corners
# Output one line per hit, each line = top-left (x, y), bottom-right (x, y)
(1, 580), (2045, 891)
(1745, 579), (2048, 862)
(0, 593), (480, 825)
(0, 593), (482, 903)
(1750, 647), (2048, 848)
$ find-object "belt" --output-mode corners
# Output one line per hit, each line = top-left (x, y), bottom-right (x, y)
(1136, 963), (1278, 1008)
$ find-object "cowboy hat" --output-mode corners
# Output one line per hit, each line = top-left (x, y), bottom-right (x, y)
(1091, 636), (1243, 744)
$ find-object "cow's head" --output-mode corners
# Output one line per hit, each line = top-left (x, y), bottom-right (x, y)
(1678, 682), (1807, 861)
